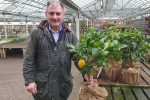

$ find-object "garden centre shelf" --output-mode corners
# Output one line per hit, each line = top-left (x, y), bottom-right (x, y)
(77, 62), (150, 100)
(113, 26), (133, 32)
(0, 43), (26, 58)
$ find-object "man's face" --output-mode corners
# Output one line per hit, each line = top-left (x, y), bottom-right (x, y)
(45, 4), (65, 29)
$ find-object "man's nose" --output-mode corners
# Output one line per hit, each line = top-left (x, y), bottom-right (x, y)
(53, 14), (57, 19)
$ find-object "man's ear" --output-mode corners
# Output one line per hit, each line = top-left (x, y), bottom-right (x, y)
(45, 11), (47, 18)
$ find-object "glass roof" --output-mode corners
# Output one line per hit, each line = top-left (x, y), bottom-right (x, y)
(0, 0), (150, 22)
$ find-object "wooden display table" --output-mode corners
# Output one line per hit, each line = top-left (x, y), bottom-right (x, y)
(77, 62), (150, 100)
(0, 45), (2, 58)
(1, 43), (26, 58)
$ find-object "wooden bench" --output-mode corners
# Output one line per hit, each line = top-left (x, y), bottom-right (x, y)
(77, 62), (150, 100)
(1, 43), (26, 58)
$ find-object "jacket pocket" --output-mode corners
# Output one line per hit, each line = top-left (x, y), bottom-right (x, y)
(35, 73), (49, 97)
(60, 73), (73, 98)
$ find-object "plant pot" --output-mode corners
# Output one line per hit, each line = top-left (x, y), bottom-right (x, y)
(79, 80), (108, 100)
(123, 62), (140, 85)
(92, 66), (100, 79)
(104, 61), (122, 82)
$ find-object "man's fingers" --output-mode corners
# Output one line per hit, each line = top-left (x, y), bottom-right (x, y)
(84, 74), (88, 80)
(27, 87), (32, 93)
(34, 84), (37, 94)
(26, 82), (37, 95)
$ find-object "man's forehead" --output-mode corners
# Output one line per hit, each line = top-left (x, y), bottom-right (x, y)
(47, 5), (64, 12)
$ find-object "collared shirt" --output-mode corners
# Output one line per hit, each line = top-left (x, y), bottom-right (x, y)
(49, 25), (62, 44)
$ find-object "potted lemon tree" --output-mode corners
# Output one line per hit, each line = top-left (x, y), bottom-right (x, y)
(117, 28), (150, 84)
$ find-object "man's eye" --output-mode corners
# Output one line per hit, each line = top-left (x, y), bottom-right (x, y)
(49, 13), (54, 15)
(57, 13), (60, 15)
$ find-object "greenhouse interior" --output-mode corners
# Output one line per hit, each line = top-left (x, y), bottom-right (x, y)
(1, 0), (150, 100)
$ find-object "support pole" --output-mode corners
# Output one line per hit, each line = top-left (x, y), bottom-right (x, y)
(71, 15), (73, 31)
(4, 15), (7, 39)
(87, 18), (88, 27)
(12, 20), (13, 31)
(76, 13), (79, 40)
(73, 15), (75, 32)
(25, 17), (28, 34)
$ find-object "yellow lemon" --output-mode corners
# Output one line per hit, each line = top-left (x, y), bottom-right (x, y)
(78, 59), (85, 68)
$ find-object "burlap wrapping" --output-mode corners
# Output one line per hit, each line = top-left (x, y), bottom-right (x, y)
(92, 66), (100, 79)
(79, 80), (108, 100)
(104, 60), (122, 82)
(123, 61), (140, 85)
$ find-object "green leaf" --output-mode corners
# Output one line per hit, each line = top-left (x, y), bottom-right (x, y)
(86, 68), (90, 75)
(87, 38), (90, 46)
(103, 62), (107, 67)
(131, 42), (137, 49)
(130, 33), (136, 35)
(104, 42), (109, 50)
(119, 44), (128, 49)
(140, 54), (146, 62)
(89, 42), (94, 46)
(104, 58), (110, 62)
(86, 48), (92, 55)
(67, 43), (75, 49)
(92, 48), (101, 60)
(131, 53), (136, 60)
(125, 54), (129, 59)
(69, 49), (76, 52)
(103, 51), (109, 55)
(111, 42), (115, 46)
(75, 42), (80, 49)
(91, 69), (95, 76)
(114, 40), (118, 45)
(100, 36), (108, 43)
(94, 41), (104, 47)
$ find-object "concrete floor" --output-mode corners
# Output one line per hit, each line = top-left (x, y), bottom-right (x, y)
(0, 48), (82, 100)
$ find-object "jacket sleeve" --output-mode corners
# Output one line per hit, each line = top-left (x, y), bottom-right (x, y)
(23, 29), (37, 86)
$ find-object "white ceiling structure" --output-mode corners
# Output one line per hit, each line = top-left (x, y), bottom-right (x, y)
(0, 0), (150, 22)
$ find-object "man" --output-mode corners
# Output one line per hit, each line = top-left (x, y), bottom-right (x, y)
(23, 0), (93, 100)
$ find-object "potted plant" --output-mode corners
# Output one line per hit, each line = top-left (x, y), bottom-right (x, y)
(118, 28), (150, 84)
(100, 28), (127, 82)
(67, 26), (128, 99)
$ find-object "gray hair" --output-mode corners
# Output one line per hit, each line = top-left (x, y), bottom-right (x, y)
(46, 0), (64, 12)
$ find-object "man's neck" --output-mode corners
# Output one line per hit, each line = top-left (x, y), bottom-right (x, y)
(50, 26), (61, 32)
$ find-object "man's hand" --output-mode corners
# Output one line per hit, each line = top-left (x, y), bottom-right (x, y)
(26, 82), (37, 95)
(84, 74), (93, 87)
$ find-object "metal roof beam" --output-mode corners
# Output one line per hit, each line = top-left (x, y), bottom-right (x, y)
(94, 4), (100, 20)
(4, 0), (45, 10)
(61, 0), (79, 13)
(80, 0), (97, 11)
(61, 0), (93, 20)
(2, 12), (43, 19)
(88, 8), (97, 21)
(104, 0), (116, 14)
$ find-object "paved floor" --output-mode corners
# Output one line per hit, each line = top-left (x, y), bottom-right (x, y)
(0, 48), (82, 100)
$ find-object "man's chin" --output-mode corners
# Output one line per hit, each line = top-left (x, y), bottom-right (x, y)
(51, 24), (60, 27)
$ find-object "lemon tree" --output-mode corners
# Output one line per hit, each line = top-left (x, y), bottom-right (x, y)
(67, 26), (127, 76)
